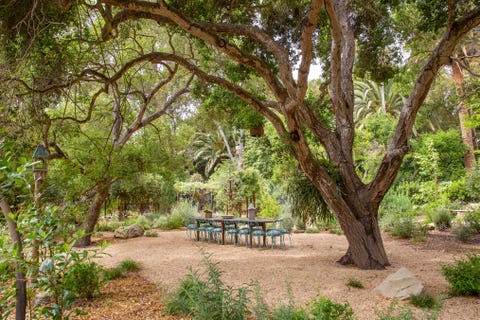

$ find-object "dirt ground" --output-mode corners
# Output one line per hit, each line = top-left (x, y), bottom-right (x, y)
(91, 229), (479, 320)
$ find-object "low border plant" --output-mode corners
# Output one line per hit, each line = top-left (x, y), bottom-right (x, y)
(347, 279), (364, 289)
(409, 293), (436, 309)
(442, 254), (480, 296)
(103, 259), (142, 281)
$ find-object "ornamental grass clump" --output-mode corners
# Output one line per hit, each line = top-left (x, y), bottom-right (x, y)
(432, 209), (452, 231)
(409, 293), (436, 309)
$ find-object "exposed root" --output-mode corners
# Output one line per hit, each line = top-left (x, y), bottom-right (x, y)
(337, 250), (354, 265)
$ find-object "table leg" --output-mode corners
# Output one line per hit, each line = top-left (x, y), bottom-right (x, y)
(221, 222), (225, 245)
(262, 224), (267, 247)
(196, 220), (200, 241)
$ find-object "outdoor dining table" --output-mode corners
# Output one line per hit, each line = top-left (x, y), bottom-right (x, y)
(194, 217), (279, 246)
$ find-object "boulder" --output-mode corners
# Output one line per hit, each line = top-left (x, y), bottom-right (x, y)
(374, 267), (424, 300)
(114, 224), (145, 239)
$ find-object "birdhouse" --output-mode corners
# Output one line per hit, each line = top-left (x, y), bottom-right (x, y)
(32, 144), (48, 172)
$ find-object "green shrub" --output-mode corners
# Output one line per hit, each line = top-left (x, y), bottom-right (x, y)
(65, 262), (102, 299)
(269, 305), (309, 320)
(268, 295), (355, 320)
(389, 217), (415, 239)
(347, 279), (364, 289)
(465, 166), (480, 201)
(409, 293), (436, 309)
(258, 192), (282, 218)
(464, 210), (480, 233)
(379, 191), (414, 217)
(444, 179), (468, 202)
(453, 224), (472, 243)
(136, 215), (153, 230)
(442, 254), (480, 296)
(308, 296), (355, 320)
(157, 214), (185, 230)
(145, 230), (159, 237)
(166, 251), (250, 320)
(432, 209), (452, 230)
(171, 200), (198, 221)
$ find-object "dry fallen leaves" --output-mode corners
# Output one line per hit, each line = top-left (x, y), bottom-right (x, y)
(71, 274), (180, 320)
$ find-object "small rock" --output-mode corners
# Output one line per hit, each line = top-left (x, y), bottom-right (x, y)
(374, 267), (424, 300)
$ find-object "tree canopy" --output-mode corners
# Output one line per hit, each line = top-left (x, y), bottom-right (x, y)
(1, 0), (480, 269)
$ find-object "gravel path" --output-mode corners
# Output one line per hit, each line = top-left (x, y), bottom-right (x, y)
(95, 230), (479, 320)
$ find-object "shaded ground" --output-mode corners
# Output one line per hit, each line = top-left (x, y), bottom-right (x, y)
(76, 230), (479, 319)
(71, 275), (174, 320)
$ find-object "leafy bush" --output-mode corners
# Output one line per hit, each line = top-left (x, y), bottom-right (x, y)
(157, 214), (185, 230)
(166, 251), (250, 320)
(465, 166), (480, 201)
(145, 230), (159, 237)
(309, 296), (355, 320)
(65, 262), (103, 299)
(410, 129), (466, 182)
(389, 217), (416, 239)
(258, 192), (282, 218)
(379, 191), (414, 217)
(453, 224), (472, 243)
(269, 304), (309, 320)
(171, 200), (198, 221)
(464, 210), (480, 233)
(267, 295), (355, 320)
(444, 179), (468, 202)
(432, 209), (452, 230)
(380, 191), (421, 238)
(168, 250), (357, 320)
(136, 215), (153, 230)
(409, 293), (436, 309)
(442, 254), (480, 296)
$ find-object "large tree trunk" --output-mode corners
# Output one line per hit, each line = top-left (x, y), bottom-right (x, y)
(310, 170), (389, 269)
(452, 61), (476, 172)
(75, 180), (112, 247)
(0, 196), (27, 320)
(335, 207), (389, 269)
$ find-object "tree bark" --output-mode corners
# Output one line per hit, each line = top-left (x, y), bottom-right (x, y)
(0, 196), (27, 320)
(75, 180), (112, 247)
(451, 61), (476, 172)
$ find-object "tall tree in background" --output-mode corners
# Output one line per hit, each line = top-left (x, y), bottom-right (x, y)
(450, 30), (479, 172)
